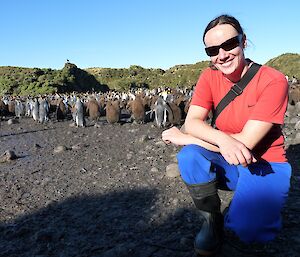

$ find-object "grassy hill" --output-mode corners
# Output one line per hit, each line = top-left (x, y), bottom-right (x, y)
(265, 53), (300, 79)
(0, 63), (109, 96)
(0, 53), (299, 96)
(85, 61), (210, 92)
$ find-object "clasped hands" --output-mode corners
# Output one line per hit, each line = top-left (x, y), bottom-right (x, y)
(162, 126), (256, 167)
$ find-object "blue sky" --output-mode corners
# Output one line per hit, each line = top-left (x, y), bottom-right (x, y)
(0, 0), (299, 70)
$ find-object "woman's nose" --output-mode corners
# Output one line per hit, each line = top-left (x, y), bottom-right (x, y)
(218, 48), (228, 59)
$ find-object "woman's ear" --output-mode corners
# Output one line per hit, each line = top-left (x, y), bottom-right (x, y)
(242, 34), (247, 48)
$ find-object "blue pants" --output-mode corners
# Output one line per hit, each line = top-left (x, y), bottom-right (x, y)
(177, 144), (291, 243)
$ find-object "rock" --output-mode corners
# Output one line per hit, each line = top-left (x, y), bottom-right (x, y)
(71, 144), (83, 150)
(7, 119), (18, 125)
(139, 134), (150, 143)
(165, 163), (180, 178)
(128, 128), (139, 133)
(0, 150), (17, 162)
(53, 145), (68, 153)
(172, 198), (179, 205)
(155, 140), (166, 147)
(126, 153), (133, 160)
(94, 122), (102, 128)
(150, 167), (159, 173)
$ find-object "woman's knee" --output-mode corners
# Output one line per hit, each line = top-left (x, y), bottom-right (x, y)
(177, 144), (204, 164)
(176, 145), (213, 184)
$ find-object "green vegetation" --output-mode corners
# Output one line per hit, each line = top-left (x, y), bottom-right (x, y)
(0, 63), (109, 96)
(265, 53), (300, 79)
(0, 53), (299, 96)
(86, 61), (210, 91)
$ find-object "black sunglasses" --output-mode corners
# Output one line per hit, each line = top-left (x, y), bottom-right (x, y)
(205, 34), (243, 57)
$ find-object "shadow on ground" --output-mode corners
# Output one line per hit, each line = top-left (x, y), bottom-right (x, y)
(0, 188), (198, 257)
(0, 144), (299, 257)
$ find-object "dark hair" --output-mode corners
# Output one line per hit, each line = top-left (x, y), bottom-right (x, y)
(203, 14), (244, 43)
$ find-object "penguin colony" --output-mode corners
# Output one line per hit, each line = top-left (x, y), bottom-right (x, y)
(1, 80), (299, 128)
(0, 87), (193, 128)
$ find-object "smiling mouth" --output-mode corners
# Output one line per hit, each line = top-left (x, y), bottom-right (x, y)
(220, 60), (233, 67)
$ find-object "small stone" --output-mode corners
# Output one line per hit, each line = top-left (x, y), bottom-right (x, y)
(71, 144), (82, 150)
(53, 145), (68, 153)
(166, 163), (180, 178)
(172, 198), (179, 205)
(139, 135), (149, 143)
(155, 140), (166, 147)
(0, 150), (18, 162)
(94, 122), (102, 128)
(150, 167), (159, 173)
(7, 119), (18, 125)
(126, 153), (133, 160)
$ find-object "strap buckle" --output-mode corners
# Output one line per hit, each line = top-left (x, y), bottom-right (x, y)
(230, 84), (243, 96)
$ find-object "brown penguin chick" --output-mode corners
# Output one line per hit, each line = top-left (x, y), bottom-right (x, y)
(168, 102), (182, 126)
(289, 83), (300, 105)
(86, 98), (100, 120)
(8, 100), (15, 116)
(49, 98), (58, 113)
(56, 98), (68, 121)
(142, 95), (152, 112)
(130, 95), (145, 123)
(174, 94), (187, 119)
(98, 96), (106, 116)
(112, 99), (120, 110)
(106, 100), (120, 124)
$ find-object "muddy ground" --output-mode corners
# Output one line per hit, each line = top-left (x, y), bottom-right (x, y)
(0, 116), (299, 257)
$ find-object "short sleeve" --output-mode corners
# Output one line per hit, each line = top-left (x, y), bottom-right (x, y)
(249, 77), (288, 124)
(190, 68), (213, 110)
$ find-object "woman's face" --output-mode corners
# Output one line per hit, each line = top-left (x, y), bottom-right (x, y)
(204, 24), (246, 76)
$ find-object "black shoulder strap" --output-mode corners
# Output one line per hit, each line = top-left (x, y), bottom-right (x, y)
(211, 63), (261, 128)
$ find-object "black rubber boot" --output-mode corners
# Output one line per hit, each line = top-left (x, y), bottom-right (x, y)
(186, 179), (224, 256)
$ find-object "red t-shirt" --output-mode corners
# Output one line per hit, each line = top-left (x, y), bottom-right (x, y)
(191, 65), (288, 162)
